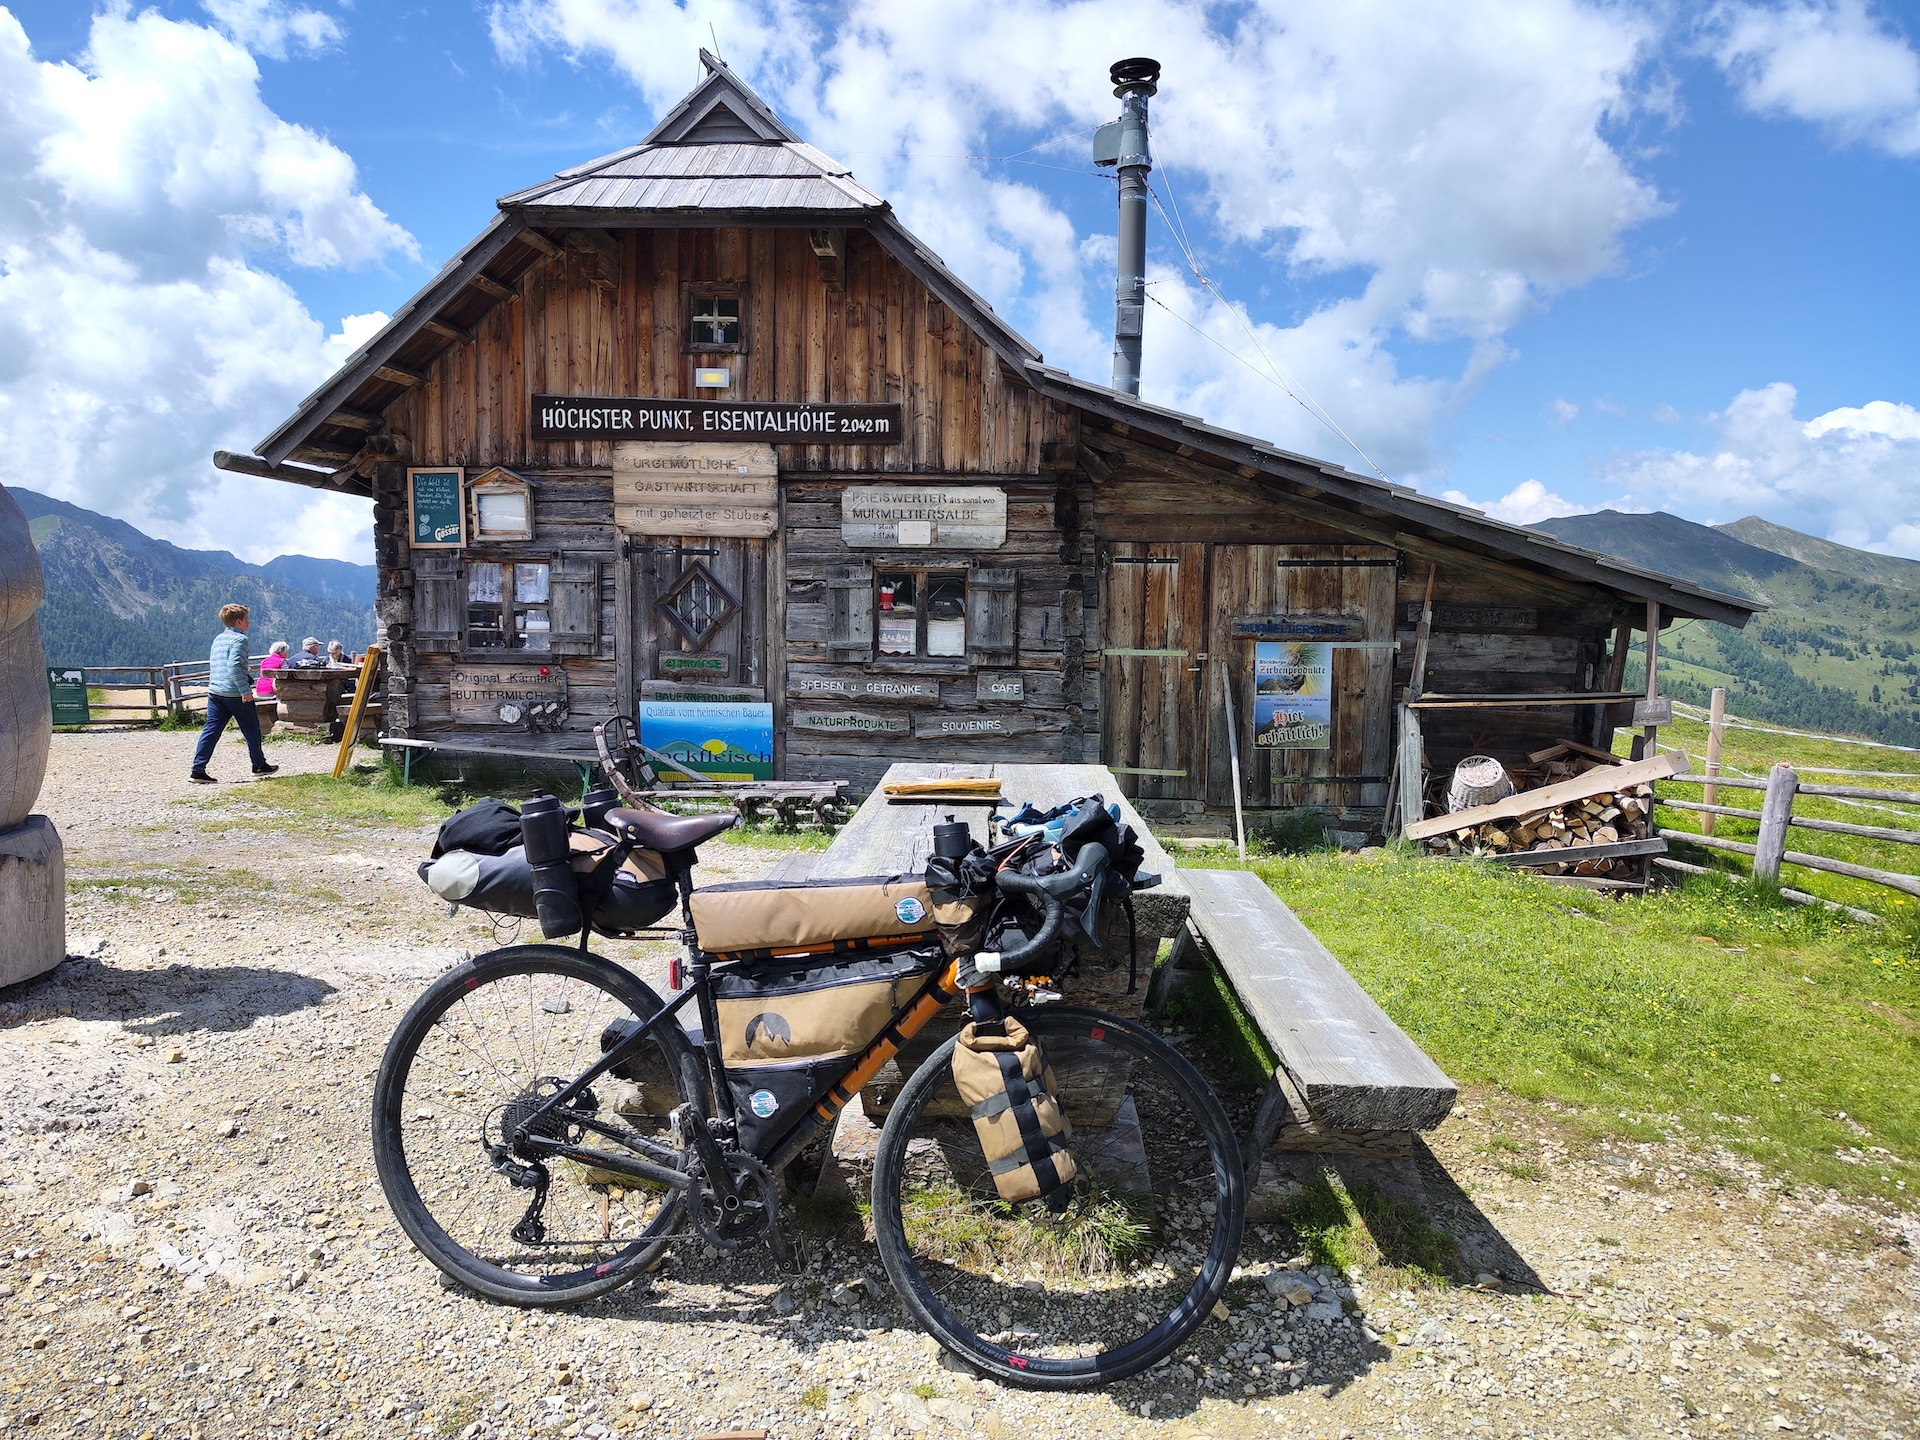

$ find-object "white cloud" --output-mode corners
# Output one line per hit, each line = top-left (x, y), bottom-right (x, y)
(1708, 0), (1920, 156)
(202, 0), (344, 61)
(1441, 478), (1594, 525)
(0, 7), (415, 563)
(491, 0), (1668, 484)
(1602, 382), (1920, 557)
(1546, 398), (1580, 424)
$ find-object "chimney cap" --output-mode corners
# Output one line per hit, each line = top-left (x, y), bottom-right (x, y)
(1110, 57), (1160, 96)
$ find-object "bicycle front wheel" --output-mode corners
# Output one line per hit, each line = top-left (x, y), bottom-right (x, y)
(870, 1004), (1245, 1388)
(370, 945), (703, 1306)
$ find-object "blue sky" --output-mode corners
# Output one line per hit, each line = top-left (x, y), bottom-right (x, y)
(1, 0), (1917, 563)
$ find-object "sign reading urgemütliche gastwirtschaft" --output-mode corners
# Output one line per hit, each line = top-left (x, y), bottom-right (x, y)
(533, 396), (903, 444)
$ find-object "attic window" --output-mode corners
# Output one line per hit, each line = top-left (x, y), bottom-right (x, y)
(689, 291), (743, 350)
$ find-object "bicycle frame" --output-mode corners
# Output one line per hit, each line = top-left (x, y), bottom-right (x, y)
(511, 942), (963, 1195)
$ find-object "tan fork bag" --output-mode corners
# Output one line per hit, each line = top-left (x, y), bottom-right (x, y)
(950, 1018), (1077, 1203)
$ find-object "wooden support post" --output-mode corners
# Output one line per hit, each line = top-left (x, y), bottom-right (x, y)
(1701, 686), (1726, 837)
(1397, 704), (1424, 836)
(1408, 564), (1436, 699)
(1753, 762), (1799, 884)
(1641, 600), (1661, 758)
(1218, 661), (1246, 861)
(331, 645), (382, 780)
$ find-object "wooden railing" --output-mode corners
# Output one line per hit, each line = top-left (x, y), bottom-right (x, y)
(1657, 767), (1920, 902)
(56, 658), (274, 726)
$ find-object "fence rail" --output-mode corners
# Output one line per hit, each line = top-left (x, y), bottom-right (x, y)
(58, 658), (273, 726)
(1650, 685), (1920, 911)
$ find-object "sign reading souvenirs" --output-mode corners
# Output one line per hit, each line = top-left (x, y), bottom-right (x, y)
(534, 396), (903, 443)
(842, 486), (1008, 548)
(1252, 641), (1332, 750)
(407, 467), (465, 549)
(614, 442), (778, 536)
(789, 673), (941, 705)
(450, 664), (568, 727)
(913, 711), (1036, 740)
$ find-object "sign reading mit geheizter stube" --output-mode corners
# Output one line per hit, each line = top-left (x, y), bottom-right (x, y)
(533, 396), (903, 443)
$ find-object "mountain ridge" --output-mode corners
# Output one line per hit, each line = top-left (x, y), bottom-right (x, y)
(9, 487), (376, 667)
(1531, 510), (1920, 746)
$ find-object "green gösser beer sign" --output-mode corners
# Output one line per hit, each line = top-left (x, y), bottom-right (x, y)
(408, 467), (466, 549)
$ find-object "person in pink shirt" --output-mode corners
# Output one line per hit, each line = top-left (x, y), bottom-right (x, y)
(255, 640), (291, 698)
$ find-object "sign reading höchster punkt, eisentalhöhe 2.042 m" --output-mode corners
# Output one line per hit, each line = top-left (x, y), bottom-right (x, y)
(532, 396), (903, 443)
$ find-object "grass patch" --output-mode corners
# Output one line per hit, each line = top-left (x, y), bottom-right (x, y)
(1157, 952), (1278, 1092)
(1216, 847), (1919, 1205)
(67, 866), (344, 908)
(799, 1385), (828, 1409)
(897, 1182), (1154, 1278)
(1280, 1168), (1457, 1283)
(713, 824), (836, 852)
(189, 765), (461, 830)
(911, 1382), (938, 1400)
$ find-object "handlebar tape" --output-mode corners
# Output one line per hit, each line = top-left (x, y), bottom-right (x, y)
(982, 842), (1109, 971)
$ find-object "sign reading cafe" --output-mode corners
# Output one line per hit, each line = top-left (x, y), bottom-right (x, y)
(532, 396), (903, 444)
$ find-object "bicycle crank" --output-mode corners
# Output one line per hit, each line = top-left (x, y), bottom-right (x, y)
(686, 1152), (782, 1254)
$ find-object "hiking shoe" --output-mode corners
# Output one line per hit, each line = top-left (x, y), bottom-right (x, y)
(252, 763), (280, 775)
(190, 771), (217, 784)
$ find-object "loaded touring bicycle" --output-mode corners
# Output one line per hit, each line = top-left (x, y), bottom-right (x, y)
(373, 749), (1246, 1388)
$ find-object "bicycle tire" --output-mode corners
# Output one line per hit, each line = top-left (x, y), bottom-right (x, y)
(371, 944), (702, 1306)
(870, 1004), (1245, 1388)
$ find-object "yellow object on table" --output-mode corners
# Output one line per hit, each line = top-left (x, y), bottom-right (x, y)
(882, 778), (1002, 799)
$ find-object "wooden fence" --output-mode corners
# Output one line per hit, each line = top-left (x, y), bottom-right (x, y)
(1651, 688), (1920, 909)
(60, 659), (270, 726)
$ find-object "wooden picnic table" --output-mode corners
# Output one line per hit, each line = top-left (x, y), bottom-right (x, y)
(814, 762), (1187, 932)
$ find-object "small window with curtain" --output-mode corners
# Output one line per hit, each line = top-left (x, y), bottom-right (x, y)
(467, 560), (551, 651)
(687, 287), (744, 350)
(876, 569), (968, 659)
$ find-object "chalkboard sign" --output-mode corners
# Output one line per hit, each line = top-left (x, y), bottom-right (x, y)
(47, 667), (89, 727)
(408, 467), (466, 549)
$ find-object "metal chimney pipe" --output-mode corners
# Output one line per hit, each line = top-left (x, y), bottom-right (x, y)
(1102, 57), (1160, 397)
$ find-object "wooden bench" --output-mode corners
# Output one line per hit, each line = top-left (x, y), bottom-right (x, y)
(1157, 869), (1456, 1181)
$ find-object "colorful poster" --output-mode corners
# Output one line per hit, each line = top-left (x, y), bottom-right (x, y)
(639, 700), (774, 782)
(1252, 642), (1333, 750)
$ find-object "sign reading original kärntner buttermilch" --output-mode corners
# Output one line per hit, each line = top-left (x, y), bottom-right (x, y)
(533, 396), (903, 443)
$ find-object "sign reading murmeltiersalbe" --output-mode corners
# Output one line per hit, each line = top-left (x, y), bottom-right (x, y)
(533, 395), (903, 443)
(842, 486), (1007, 548)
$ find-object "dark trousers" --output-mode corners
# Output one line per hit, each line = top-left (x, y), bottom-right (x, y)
(192, 693), (268, 773)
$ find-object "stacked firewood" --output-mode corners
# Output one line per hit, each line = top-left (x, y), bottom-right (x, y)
(1422, 741), (1659, 876)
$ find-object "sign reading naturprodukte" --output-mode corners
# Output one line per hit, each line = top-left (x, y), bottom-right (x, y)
(534, 396), (903, 444)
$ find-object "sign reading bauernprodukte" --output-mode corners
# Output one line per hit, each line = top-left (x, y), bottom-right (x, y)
(533, 395), (902, 444)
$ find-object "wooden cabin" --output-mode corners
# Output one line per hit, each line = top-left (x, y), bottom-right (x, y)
(221, 53), (1762, 833)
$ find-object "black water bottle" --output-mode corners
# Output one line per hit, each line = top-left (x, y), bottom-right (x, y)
(581, 786), (618, 832)
(521, 793), (583, 939)
(933, 816), (973, 860)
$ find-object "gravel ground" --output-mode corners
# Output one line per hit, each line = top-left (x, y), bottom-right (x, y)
(2, 729), (1916, 1440)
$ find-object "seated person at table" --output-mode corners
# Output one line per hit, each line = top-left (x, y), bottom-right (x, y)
(327, 640), (354, 666)
(283, 637), (326, 670)
(255, 640), (290, 697)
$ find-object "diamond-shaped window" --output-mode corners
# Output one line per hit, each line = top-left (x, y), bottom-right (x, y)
(654, 559), (740, 652)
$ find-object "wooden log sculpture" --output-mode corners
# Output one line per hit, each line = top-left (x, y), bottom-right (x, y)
(0, 483), (51, 831)
(0, 481), (64, 987)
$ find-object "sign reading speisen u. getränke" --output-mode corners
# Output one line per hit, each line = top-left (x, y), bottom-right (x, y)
(532, 396), (903, 444)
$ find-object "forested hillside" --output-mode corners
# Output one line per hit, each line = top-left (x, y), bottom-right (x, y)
(1534, 511), (1920, 746)
(11, 488), (375, 667)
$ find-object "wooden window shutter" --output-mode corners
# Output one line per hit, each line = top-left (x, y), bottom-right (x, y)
(968, 569), (1018, 666)
(547, 555), (602, 655)
(413, 553), (463, 651)
(827, 564), (875, 661)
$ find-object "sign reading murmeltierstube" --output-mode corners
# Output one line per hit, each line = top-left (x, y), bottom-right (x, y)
(534, 396), (902, 443)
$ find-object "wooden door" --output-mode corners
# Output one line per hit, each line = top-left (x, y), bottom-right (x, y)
(629, 535), (772, 701)
(1205, 545), (1396, 811)
(1099, 541), (1208, 804)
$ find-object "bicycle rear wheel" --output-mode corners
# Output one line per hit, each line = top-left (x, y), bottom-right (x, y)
(370, 945), (703, 1306)
(870, 1004), (1245, 1388)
